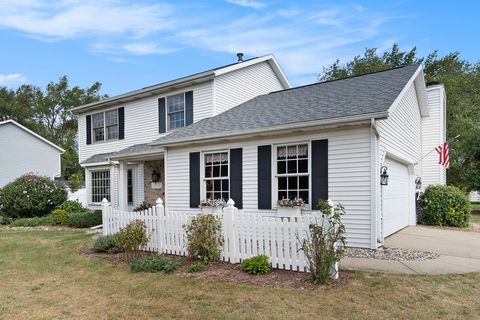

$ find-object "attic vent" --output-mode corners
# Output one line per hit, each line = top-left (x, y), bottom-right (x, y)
(237, 52), (244, 63)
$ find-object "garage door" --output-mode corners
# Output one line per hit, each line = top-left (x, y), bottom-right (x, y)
(383, 157), (411, 236)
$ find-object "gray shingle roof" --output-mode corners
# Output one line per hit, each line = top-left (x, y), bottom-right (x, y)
(81, 143), (159, 164)
(152, 64), (420, 146)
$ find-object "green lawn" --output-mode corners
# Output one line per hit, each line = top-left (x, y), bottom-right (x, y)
(1, 229), (480, 319)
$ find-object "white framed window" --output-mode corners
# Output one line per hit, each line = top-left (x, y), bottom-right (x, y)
(203, 151), (229, 201)
(167, 93), (185, 130)
(275, 143), (309, 204)
(92, 109), (119, 143)
(91, 170), (110, 203)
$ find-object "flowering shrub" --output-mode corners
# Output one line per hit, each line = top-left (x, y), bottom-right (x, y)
(184, 214), (224, 263)
(277, 197), (305, 208)
(0, 174), (67, 218)
(199, 198), (227, 208)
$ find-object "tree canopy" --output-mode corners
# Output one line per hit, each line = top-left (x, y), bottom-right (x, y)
(0, 76), (107, 183)
(318, 44), (480, 191)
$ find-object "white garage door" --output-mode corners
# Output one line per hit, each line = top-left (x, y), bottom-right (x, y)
(383, 157), (411, 236)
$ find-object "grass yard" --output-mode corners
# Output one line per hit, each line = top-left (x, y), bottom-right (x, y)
(1, 230), (480, 320)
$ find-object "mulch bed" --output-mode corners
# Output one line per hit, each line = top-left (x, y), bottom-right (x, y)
(80, 247), (353, 290)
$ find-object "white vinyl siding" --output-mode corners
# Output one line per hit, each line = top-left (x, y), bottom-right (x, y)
(422, 85), (447, 187)
(0, 122), (62, 187)
(377, 82), (422, 174)
(78, 81), (213, 162)
(165, 126), (373, 248)
(214, 61), (285, 115)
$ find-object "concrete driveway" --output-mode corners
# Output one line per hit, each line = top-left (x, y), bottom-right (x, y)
(340, 226), (480, 274)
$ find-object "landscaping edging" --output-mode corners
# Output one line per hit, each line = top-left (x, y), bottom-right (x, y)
(345, 247), (439, 261)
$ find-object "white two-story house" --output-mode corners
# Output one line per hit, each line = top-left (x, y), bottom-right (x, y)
(73, 54), (446, 249)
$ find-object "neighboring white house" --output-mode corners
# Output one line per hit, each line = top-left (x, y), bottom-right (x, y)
(0, 120), (64, 187)
(73, 54), (446, 249)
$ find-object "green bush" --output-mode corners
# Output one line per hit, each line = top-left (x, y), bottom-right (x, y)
(187, 262), (206, 273)
(56, 200), (85, 214)
(92, 235), (119, 253)
(67, 210), (102, 228)
(0, 174), (67, 218)
(241, 255), (270, 275)
(10, 216), (52, 227)
(129, 255), (181, 273)
(0, 213), (12, 225)
(115, 220), (149, 261)
(184, 214), (224, 263)
(50, 209), (69, 225)
(67, 173), (84, 193)
(419, 185), (471, 228)
(297, 199), (346, 284)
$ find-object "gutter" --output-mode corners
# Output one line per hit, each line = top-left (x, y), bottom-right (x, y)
(150, 111), (389, 147)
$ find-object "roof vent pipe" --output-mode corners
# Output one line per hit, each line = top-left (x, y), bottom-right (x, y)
(237, 52), (244, 63)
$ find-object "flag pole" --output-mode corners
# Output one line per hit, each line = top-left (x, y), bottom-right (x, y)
(414, 135), (459, 166)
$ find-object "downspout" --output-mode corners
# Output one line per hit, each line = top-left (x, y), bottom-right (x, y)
(370, 118), (382, 248)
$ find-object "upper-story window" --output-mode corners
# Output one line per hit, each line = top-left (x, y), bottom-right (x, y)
(167, 93), (185, 130)
(92, 109), (119, 143)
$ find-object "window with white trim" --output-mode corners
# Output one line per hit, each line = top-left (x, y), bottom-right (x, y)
(276, 144), (309, 204)
(167, 93), (185, 130)
(91, 170), (110, 203)
(204, 151), (229, 201)
(92, 109), (119, 142)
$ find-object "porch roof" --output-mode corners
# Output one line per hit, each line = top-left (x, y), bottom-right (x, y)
(82, 143), (163, 165)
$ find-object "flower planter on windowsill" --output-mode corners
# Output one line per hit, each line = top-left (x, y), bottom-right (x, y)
(276, 207), (302, 217)
(200, 206), (223, 214)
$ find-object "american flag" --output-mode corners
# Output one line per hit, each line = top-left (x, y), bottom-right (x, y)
(435, 142), (450, 168)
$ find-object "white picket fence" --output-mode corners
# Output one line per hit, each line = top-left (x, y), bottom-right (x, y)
(101, 198), (337, 274)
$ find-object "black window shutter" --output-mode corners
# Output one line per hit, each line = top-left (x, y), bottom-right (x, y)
(311, 139), (328, 210)
(185, 91), (193, 126)
(158, 97), (166, 133)
(118, 107), (125, 140)
(86, 115), (92, 145)
(189, 152), (200, 208)
(257, 145), (272, 209)
(230, 148), (243, 209)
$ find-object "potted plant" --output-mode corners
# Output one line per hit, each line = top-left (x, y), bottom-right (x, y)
(276, 197), (305, 216)
(199, 198), (226, 214)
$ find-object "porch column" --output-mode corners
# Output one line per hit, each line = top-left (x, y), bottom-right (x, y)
(118, 161), (128, 211)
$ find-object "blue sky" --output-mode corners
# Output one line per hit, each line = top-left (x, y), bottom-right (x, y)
(0, 0), (478, 96)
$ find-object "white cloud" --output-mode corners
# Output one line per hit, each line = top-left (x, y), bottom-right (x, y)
(122, 43), (178, 55)
(0, 74), (28, 88)
(0, 0), (176, 39)
(225, 0), (266, 10)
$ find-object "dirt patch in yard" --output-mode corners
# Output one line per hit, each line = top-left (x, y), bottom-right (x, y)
(80, 247), (352, 290)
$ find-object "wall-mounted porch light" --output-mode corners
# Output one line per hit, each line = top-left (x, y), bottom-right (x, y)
(415, 177), (422, 189)
(151, 167), (161, 183)
(380, 166), (389, 186)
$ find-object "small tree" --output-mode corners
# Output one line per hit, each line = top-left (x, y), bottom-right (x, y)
(297, 200), (346, 284)
(115, 220), (149, 261)
(184, 214), (224, 263)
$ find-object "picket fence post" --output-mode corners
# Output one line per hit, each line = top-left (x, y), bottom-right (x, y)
(327, 199), (339, 280)
(156, 198), (164, 253)
(101, 198), (110, 236)
(224, 198), (239, 263)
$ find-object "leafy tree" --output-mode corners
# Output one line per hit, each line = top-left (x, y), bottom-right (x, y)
(318, 44), (480, 191)
(0, 76), (107, 182)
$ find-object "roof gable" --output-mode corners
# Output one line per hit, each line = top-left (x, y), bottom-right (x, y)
(0, 120), (64, 153)
(72, 54), (290, 114)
